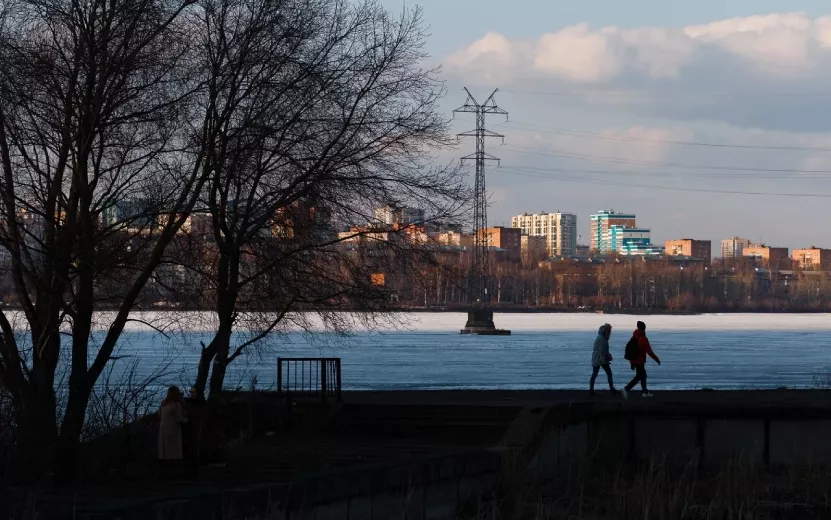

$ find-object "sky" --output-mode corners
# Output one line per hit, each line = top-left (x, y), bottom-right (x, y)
(381, 0), (831, 250)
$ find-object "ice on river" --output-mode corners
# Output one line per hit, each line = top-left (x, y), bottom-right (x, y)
(81, 312), (831, 391)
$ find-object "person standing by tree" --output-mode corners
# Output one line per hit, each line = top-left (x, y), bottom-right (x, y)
(622, 321), (661, 398)
(590, 323), (618, 396)
(158, 386), (188, 478)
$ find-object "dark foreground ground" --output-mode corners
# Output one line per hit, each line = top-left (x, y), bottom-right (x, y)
(6, 389), (831, 519)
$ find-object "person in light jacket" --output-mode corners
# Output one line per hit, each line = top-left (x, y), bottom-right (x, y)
(158, 385), (188, 476)
(590, 323), (618, 396)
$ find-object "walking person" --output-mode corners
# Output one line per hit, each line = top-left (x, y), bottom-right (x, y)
(158, 385), (188, 479)
(590, 323), (618, 396)
(622, 321), (661, 398)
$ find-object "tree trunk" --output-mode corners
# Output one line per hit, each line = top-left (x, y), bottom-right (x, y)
(56, 381), (93, 483)
(207, 328), (232, 398)
(194, 341), (220, 398)
(9, 390), (58, 483)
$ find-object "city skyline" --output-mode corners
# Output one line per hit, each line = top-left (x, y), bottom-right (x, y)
(380, 1), (831, 250)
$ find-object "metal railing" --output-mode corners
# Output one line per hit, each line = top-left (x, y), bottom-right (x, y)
(277, 357), (342, 402)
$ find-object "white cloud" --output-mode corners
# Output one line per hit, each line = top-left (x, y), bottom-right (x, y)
(445, 31), (514, 67)
(533, 24), (622, 82)
(446, 12), (831, 84)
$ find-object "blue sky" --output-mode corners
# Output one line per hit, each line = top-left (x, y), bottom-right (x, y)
(382, 1), (831, 250)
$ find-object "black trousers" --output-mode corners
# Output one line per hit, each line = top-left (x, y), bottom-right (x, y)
(625, 364), (648, 393)
(590, 364), (615, 391)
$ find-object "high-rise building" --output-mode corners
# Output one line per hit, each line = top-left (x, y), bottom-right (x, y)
(482, 226), (522, 262)
(665, 239), (712, 263)
(373, 205), (424, 226)
(721, 237), (752, 259)
(792, 247), (831, 270)
(743, 245), (789, 268)
(590, 210), (637, 252)
(510, 212), (577, 256)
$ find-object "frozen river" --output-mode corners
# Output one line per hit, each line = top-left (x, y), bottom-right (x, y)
(96, 312), (831, 391)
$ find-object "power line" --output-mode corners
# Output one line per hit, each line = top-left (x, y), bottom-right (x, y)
(502, 143), (831, 174)
(496, 120), (831, 153)
(500, 167), (831, 198)
(505, 164), (831, 180)
(499, 87), (831, 99)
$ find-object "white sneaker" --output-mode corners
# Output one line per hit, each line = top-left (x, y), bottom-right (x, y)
(643, 393), (654, 398)
(621, 389), (628, 400)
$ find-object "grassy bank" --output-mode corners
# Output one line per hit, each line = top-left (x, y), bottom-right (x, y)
(460, 454), (831, 520)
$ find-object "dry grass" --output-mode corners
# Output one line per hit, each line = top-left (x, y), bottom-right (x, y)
(459, 454), (831, 520)
(229, 451), (831, 520)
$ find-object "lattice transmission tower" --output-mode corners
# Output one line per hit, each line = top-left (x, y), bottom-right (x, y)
(454, 88), (508, 307)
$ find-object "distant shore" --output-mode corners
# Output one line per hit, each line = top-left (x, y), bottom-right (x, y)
(396, 307), (831, 315)
(4, 305), (831, 315)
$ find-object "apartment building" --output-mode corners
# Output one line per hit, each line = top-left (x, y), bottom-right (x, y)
(590, 210), (637, 252)
(373, 205), (425, 226)
(607, 226), (660, 255)
(743, 245), (789, 268)
(511, 212), (577, 256)
(792, 247), (831, 270)
(482, 226), (522, 262)
(521, 235), (548, 265)
(721, 237), (752, 259)
(665, 239), (712, 263)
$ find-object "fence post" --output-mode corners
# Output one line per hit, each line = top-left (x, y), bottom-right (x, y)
(277, 358), (283, 396)
(336, 358), (342, 402)
(321, 358), (328, 404)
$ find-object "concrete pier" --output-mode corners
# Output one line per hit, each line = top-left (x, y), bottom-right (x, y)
(460, 309), (511, 335)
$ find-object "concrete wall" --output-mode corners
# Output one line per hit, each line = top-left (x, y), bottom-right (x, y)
(531, 414), (831, 476)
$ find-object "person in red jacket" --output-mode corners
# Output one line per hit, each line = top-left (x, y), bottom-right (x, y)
(622, 321), (661, 398)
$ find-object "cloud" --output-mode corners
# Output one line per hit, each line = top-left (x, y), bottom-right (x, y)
(533, 24), (623, 82)
(444, 12), (831, 132)
(447, 12), (831, 83)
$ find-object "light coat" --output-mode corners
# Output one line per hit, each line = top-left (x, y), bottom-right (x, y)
(591, 324), (612, 367)
(158, 401), (185, 460)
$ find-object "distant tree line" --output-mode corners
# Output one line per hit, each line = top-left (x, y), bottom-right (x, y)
(400, 257), (831, 312)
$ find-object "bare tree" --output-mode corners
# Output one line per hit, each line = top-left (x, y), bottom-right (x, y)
(0, 0), (206, 481)
(179, 0), (466, 397)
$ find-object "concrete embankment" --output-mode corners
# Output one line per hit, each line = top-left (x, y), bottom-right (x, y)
(13, 390), (831, 520)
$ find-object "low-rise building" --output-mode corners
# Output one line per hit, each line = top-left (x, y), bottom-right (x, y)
(437, 231), (473, 247)
(575, 244), (591, 257)
(743, 244), (789, 268)
(665, 239), (712, 263)
(521, 235), (547, 265)
(792, 247), (831, 270)
(482, 226), (522, 262)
